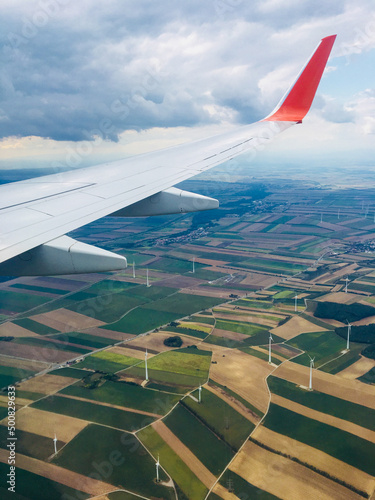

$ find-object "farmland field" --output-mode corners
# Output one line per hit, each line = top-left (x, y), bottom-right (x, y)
(59, 380), (180, 414)
(163, 403), (234, 475)
(288, 331), (347, 367)
(268, 376), (375, 431)
(32, 394), (156, 430)
(182, 387), (254, 450)
(76, 351), (140, 372)
(0, 462), (90, 500)
(263, 403), (375, 475)
(138, 425), (208, 499)
(53, 424), (175, 498)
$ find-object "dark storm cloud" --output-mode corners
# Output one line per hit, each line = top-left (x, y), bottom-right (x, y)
(0, 0), (353, 142)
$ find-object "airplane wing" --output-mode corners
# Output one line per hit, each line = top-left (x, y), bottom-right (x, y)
(0, 35), (336, 276)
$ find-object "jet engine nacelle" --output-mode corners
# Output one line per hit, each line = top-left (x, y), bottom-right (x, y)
(112, 187), (219, 217)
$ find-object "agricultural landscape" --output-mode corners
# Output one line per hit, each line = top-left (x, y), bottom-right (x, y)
(0, 164), (375, 499)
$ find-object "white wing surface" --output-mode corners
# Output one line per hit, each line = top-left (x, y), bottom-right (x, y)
(0, 35), (336, 276)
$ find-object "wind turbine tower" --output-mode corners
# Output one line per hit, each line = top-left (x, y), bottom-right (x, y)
(346, 320), (351, 351)
(294, 293), (298, 312)
(156, 455), (160, 482)
(192, 257), (195, 274)
(145, 348), (149, 381)
(345, 277), (349, 293)
(53, 433), (57, 455)
(133, 261), (135, 278)
(268, 332), (273, 364)
(146, 268), (151, 287)
(308, 356), (315, 391)
(198, 384), (202, 403)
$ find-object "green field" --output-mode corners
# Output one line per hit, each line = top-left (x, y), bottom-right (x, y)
(0, 365), (36, 387)
(182, 388), (254, 450)
(0, 426), (63, 460)
(49, 332), (118, 349)
(76, 351), (140, 373)
(12, 318), (60, 335)
(288, 330), (346, 367)
(359, 367), (375, 384)
(105, 308), (179, 334)
(49, 367), (88, 378)
(215, 318), (268, 336)
(204, 330), (283, 349)
(0, 462), (89, 500)
(268, 376), (375, 431)
(0, 290), (49, 314)
(32, 394), (156, 431)
(162, 325), (208, 339)
(149, 256), (201, 273)
(145, 293), (223, 316)
(138, 426), (208, 499)
(263, 403), (375, 476)
(10, 283), (68, 295)
(163, 403), (234, 475)
(68, 285), (178, 323)
(13, 337), (91, 354)
(59, 380), (180, 414)
(53, 424), (174, 499)
(143, 349), (212, 378)
(320, 347), (362, 374)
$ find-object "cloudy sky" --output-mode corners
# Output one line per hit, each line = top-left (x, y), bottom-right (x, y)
(0, 0), (374, 173)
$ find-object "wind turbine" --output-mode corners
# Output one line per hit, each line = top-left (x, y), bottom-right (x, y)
(198, 384), (202, 403)
(156, 454), (160, 482)
(132, 261), (135, 278)
(146, 268), (151, 287)
(192, 257), (195, 274)
(308, 355), (315, 391)
(294, 293), (298, 312)
(268, 332), (273, 364)
(345, 277), (349, 293)
(53, 432), (57, 455)
(145, 348), (149, 381)
(346, 320), (351, 351)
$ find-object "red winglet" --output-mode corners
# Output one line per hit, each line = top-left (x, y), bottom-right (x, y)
(263, 35), (336, 122)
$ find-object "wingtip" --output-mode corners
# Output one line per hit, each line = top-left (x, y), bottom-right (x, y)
(263, 34), (336, 123)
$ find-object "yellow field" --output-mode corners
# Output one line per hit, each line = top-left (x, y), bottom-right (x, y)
(16, 374), (77, 395)
(200, 344), (273, 414)
(11, 407), (88, 442)
(271, 315), (327, 340)
(106, 345), (150, 360)
(0, 321), (38, 337)
(230, 440), (364, 500)
(315, 291), (360, 304)
(31, 308), (105, 331)
(338, 356), (375, 380)
(274, 361), (375, 409)
(252, 426), (375, 497)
